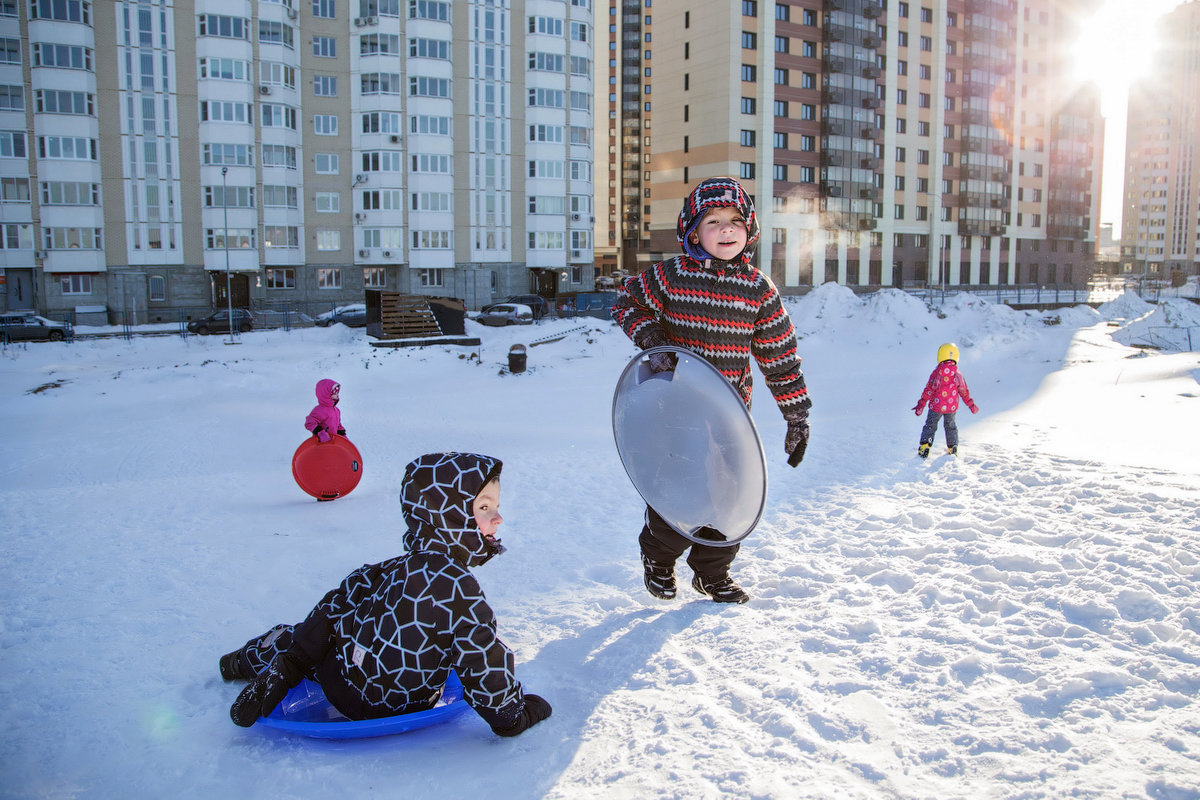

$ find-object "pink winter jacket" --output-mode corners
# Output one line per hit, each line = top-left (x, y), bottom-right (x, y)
(305, 379), (343, 442)
(915, 361), (978, 415)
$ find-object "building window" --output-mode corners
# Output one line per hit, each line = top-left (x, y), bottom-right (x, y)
(774, 132), (788, 149)
(315, 153), (339, 174)
(774, 100), (788, 117)
(59, 273), (92, 294)
(315, 230), (341, 251)
(740, 97), (756, 114)
(740, 130), (756, 147)
(317, 268), (342, 289)
(314, 114), (338, 135)
(801, 103), (815, 120)
(364, 267), (385, 288)
(742, 64), (757, 82)
(739, 162), (755, 179)
(742, 31), (757, 49)
(800, 134), (814, 151)
(313, 75), (338, 96)
(198, 14), (247, 39)
(313, 0), (336, 19)
(800, 166), (815, 183)
(257, 21), (294, 48)
(313, 36), (337, 57)
(263, 226), (299, 248)
(773, 164), (787, 181)
(265, 268), (296, 289)
(315, 192), (340, 212)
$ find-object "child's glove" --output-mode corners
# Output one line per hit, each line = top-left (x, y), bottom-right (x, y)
(783, 406), (810, 467)
(230, 652), (305, 727)
(913, 405), (924, 416)
(491, 694), (553, 738)
(337, 427), (346, 436)
(638, 329), (677, 373)
(968, 403), (979, 414)
(317, 429), (331, 443)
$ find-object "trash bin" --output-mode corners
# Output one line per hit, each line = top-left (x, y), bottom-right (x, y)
(508, 344), (527, 373)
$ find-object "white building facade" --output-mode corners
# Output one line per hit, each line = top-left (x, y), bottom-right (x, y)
(0, 0), (595, 323)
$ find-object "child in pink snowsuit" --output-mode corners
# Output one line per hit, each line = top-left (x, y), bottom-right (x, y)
(913, 343), (977, 457)
(305, 379), (346, 443)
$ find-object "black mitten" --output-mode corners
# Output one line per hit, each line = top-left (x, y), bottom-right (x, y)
(337, 427), (346, 436)
(492, 694), (553, 738)
(230, 652), (305, 727)
(638, 329), (678, 373)
(783, 406), (810, 467)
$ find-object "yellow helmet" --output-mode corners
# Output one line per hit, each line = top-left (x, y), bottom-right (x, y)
(937, 342), (959, 363)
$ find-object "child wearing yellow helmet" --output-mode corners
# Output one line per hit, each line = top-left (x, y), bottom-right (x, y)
(913, 342), (978, 457)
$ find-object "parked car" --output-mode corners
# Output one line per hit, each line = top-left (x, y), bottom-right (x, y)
(482, 294), (547, 320)
(186, 308), (255, 335)
(0, 313), (72, 342)
(477, 303), (534, 327)
(314, 303), (368, 328)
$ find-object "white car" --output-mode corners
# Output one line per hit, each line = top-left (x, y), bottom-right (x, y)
(477, 303), (534, 326)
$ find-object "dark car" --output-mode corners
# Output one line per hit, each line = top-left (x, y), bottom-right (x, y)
(314, 303), (368, 328)
(187, 308), (255, 335)
(0, 313), (72, 342)
(483, 294), (547, 320)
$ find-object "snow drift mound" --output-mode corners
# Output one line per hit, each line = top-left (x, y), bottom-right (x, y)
(1098, 290), (1154, 323)
(1111, 298), (1200, 352)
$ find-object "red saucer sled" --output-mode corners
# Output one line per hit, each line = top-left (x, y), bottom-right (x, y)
(292, 435), (363, 500)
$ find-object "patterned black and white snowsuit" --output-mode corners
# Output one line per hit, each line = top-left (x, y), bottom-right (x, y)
(227, 452), (528, 730)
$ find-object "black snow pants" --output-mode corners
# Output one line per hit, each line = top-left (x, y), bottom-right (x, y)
(639, 506), (740, 580)
(919, 410), (959, 449)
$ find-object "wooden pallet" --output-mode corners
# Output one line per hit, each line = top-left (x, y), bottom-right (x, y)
(376, 295), (442, 339)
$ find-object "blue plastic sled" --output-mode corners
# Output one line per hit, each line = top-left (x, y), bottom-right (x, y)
(257, 672), (469, 739)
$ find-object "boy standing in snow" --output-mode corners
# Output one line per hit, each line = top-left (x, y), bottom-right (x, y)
(913, 343), (978, 457)
(220, 452), (552, 738)
(304, 378), (346, 442)
(612, 177), (812, 605)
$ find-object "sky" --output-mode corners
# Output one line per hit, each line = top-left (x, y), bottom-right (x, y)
(1, 285), (1198, 798)
(1070, 0), (1188, 232)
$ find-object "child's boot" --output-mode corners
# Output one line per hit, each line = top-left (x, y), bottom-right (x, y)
(642, 555), (677, 600)
(691, 573), (749, 604)
(219, 650), (246, 681)
(917, 442), (931, 459)
(947, 445), (957, 456)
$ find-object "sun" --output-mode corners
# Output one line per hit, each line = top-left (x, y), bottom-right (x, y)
(1070, 0), (1174, 118)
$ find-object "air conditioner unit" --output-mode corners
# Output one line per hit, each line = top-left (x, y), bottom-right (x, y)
(382, 250), (392, 258)
(364, 16), (377, 25)
(389, 135), (400, 144)
(287, 7), (297, 19)
(354, 16), (366, 26)
(571, 214), (581, 221)
(34, 250), (45, 260)
(259, 85), (271, 95)
(355, 174), (366, 183)
(358, 249), (370, 257)
(354, 212), (366, 222)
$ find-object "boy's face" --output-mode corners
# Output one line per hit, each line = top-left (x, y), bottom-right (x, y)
(473, 478), (502, 541)
(690, 206), (748, 262)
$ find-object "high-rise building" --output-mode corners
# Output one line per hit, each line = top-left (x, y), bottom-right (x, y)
(1121, 0), (1200, 284)
(596, 0), (1104, 292)
(0, 0), (595, 321)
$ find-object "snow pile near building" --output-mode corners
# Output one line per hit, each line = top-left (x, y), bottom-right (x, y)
(1111, 297), (1200, 352)
(1097, 289), (1154, 323)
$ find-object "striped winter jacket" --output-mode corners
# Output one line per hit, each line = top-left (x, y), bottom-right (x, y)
(613, 255), (810, 414)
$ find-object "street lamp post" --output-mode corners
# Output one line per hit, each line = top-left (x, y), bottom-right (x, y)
(221, 167), (237, 345)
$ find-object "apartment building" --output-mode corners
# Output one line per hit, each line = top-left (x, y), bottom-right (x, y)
(0, 0), (595, 322)
(1121, 0), (1200, 283)
(596, 0), (1103, 292)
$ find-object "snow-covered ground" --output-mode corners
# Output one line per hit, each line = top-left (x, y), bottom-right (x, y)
(2, 285), (1198, 800)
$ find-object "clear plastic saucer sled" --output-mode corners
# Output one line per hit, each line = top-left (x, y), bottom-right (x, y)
(612, 346), (767, 547)
(256, 672), (469, 739)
